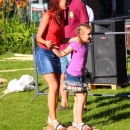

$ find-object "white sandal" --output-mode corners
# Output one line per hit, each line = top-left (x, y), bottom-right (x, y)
(78, 123), (92, 130)
(72, 122), (78, 128)
(47, 117), (66, 130)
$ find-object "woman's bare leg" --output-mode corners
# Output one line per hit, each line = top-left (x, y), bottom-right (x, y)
(43, 72), (60, 120)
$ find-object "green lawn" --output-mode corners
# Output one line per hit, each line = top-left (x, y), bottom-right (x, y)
(0, 53), (130, 130)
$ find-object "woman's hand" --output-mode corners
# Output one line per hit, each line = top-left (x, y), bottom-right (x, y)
(45, 40), (53, 49)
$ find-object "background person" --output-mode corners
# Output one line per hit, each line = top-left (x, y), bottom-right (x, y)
(111, 0), (117, 17)
(52, 23), (92, 130)
(86, 5), (94, 22)
(57, 0), (89, 111)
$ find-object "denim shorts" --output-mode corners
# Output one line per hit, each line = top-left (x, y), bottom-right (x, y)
(35, 46), (61, 75)
(60, 53), (71, 74)
(66, 73), (85, 82)
(63, 73), (89, 93)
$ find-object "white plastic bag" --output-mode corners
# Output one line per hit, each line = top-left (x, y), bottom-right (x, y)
(5, 75), (35, 93)
(19, 75), (35, 85)
(7, 79), (25, 92)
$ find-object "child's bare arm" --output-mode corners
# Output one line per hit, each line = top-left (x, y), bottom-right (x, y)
(52, 46), (73, 58)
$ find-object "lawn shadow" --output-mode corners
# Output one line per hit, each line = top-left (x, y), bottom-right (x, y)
(83, 91), (130, 126)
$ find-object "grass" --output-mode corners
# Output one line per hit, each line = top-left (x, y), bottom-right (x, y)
(0, 52), (130, 130)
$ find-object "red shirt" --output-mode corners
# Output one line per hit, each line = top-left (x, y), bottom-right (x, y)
(38, 10), (64, 50)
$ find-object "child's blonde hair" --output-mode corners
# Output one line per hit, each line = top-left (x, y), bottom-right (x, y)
(76, 23), (92, 44)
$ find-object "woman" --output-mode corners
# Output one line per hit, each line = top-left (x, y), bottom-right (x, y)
(36, 0), (76, 129)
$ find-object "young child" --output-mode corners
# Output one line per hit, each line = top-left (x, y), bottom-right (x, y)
(52, 23), (92, 130)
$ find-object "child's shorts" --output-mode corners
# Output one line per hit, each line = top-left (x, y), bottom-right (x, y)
(63, 73), (89, 93)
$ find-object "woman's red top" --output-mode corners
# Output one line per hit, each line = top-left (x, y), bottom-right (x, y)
(38, 10), (64, 50)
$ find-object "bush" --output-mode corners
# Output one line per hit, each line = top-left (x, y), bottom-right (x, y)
(0, 18), (37, 54)
(0, 0), (37, 54)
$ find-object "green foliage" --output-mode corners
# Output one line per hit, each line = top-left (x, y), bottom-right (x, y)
(0, 0), (38, 54)
(0, 18), (37, 55)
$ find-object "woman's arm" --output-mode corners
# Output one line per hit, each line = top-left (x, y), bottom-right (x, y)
(36, 12), (52, 48)
(52, 46), (73, 58)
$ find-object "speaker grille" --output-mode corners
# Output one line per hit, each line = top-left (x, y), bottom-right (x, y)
(96, 35), (114, 57)
(91, 19), (127, 84)
(96, 58), (115, 83)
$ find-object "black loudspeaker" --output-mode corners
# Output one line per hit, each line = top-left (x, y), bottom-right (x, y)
(89, 19), (127, 84)
(85, 42), (93, 83)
